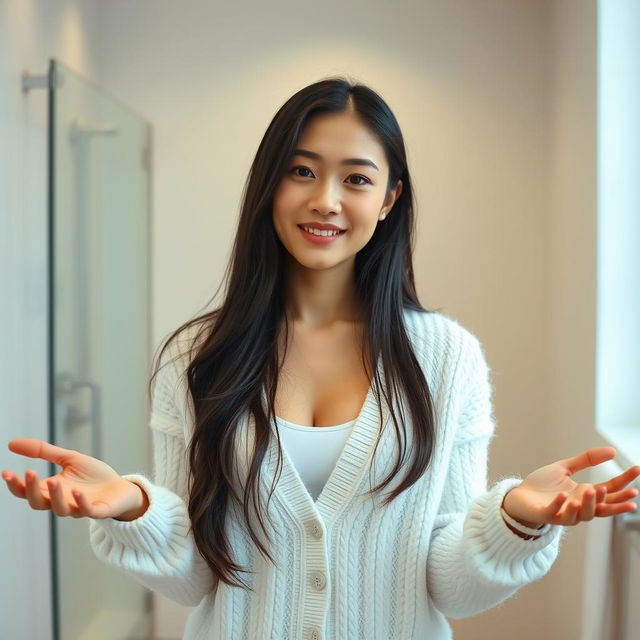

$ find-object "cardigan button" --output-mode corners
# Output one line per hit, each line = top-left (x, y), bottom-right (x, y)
(309, 570), (327, 590)
(309, 625), (322, 640)
(309, 520), (323, 539)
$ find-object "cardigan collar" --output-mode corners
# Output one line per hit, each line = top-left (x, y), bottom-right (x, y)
(259, 353), (389, 526)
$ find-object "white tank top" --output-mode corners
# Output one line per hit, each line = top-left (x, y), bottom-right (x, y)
(275, 415), (356, 501)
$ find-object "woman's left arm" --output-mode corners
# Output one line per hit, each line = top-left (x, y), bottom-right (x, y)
(426, 435), (565, 620)
(426, 331), (640, 620)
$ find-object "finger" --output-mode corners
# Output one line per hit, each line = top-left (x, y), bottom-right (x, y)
(560, 446), (617, 475)
(595, 501), (638, 518)
(603, 487), (639, 504)
(24, 470), (51, 510)
(553, 497), (580, 525)
(566, 499), (582, 525)
(596, 466), (640, 495)
(7, 439), (75, 467)
(46, 478), (77, 517)
(2, 470), (27, 499)
(72, 489), (109, 519)
(578, 488), (596, 522)
(564, 500), (580, 525)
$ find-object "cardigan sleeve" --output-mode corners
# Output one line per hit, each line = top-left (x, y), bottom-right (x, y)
(87, 335), (215, 607)
(425, 331), (567, 619)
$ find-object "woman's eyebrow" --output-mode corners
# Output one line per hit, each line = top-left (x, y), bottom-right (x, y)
(293, 148), (379, 171)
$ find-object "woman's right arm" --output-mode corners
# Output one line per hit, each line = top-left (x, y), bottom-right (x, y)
(88, 422), (216, 607)
(88, 331), (216, 607)
(3, 331), (217, 607)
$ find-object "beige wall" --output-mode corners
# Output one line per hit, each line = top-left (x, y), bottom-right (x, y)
(451, 1), (600, 638)
(90, 1), (580, 637)
(98, 1), (605, 638)
(2, 0), (603, 638)
(546, 1), (600, 639)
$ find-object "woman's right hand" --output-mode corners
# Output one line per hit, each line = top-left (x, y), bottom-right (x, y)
(2, 438), (149, 521)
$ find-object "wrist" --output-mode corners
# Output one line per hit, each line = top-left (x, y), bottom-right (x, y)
(114, 479), (150, 521)
(503, 518), (541, 540)
(500, 502), (550, 540)
(502, 489), (543, 529)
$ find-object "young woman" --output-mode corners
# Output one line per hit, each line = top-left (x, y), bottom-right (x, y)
(4, 77), (640, 639)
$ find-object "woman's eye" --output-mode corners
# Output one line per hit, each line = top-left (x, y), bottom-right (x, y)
(291, 166), (314, 178)
(347, 174), (371, 186)
(289, 166), (370, 186)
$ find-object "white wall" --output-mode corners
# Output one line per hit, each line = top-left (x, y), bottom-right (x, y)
(595, 0), (640, 454)
(1, 1), (604, 639)
(585, 1), (640, 638)
(0, 1), (102, 638)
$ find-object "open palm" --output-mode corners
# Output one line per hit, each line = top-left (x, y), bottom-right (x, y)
(2, 438), (144, 520)
(502, 446), (640, 528)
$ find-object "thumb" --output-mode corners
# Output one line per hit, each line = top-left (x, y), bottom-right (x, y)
(559, 446), (617, 476)
(8, 439), (75, 466)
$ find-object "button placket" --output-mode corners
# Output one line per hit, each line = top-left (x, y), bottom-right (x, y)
(309, 625), (322, 640)
(309, 519), (323, 539)
(310, 570), (327, 591)
(300, 515), (329, 637)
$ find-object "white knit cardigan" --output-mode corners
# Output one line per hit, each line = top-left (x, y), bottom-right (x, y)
(88, 309), (566, 639)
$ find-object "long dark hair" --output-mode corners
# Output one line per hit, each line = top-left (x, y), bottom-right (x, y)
(150, 76), (440, 593)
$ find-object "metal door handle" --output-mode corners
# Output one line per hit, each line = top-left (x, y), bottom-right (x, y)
(55, 372), (102, 460)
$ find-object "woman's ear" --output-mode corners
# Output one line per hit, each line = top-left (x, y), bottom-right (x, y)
(381, 179), (403, 219)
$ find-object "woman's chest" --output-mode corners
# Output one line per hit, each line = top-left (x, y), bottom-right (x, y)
(274, 322), (373, 428)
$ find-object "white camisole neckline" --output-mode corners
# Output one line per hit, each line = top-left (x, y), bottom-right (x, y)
(274, 415), (357, 500)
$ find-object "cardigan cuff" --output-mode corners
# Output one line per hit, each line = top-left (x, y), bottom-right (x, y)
(463, 477), (566, 585)
(500, 506), (551, 538)
(88, 473), (191, 556)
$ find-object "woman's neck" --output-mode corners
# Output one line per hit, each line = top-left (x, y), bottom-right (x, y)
(282, 261), (365, 327)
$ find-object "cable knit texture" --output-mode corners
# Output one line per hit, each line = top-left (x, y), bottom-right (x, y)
(88, 309), (566, 639)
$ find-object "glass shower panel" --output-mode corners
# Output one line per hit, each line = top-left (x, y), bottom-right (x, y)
(49, 58), (152, 640)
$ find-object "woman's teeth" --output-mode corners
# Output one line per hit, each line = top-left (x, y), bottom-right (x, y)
(301, 226), (343, 237)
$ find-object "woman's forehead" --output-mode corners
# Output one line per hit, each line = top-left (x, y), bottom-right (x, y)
(296, 113), (386, 165)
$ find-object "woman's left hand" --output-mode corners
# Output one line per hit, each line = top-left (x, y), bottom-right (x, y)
(502, 446), (640, 528)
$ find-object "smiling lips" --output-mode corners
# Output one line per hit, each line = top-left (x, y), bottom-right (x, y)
(298, 222), (345, 231)
(298, 225), (345, 244)
(299, 224), (345, 237)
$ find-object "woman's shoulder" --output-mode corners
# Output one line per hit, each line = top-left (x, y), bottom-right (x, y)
(149, 316), (214, 431)
(154, 315), (213, 382)
(402, 306), (481, 356)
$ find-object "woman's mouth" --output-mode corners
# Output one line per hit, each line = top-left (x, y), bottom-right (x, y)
(298, 225), (346, 245)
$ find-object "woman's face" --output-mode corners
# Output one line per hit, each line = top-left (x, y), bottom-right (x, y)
(272, 110), (402, 271)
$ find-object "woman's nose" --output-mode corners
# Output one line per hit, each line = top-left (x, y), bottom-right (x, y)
(309, 178), (341, 214)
